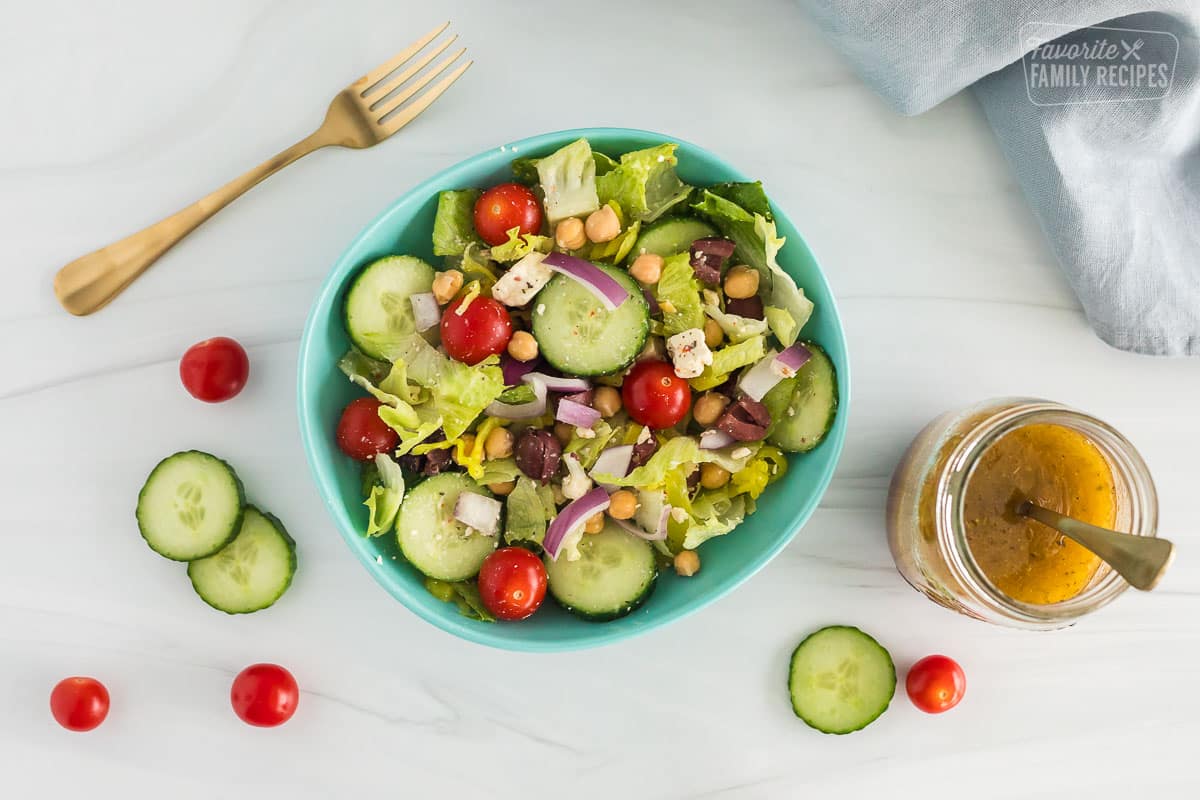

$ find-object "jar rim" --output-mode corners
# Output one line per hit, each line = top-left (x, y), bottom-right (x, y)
(933, 399), (1158, 627)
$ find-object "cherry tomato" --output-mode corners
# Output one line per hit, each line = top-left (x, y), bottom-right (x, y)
(906, 654), (966, 714)
(473, 183), (543, 246)
(622, 360), (692, 430)
(477, 547), (548, 621)
(50, 677), (110, 732)
(440, 296), (513, 365)
(179, 336), (250, 402)
(231, 663), (299, 727)
(336, 397), (399, 461)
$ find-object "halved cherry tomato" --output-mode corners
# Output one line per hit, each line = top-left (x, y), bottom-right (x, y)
(477, 547), (547, 621)
(231, 663), (299, 727)
(906, 654), (966, 714)
(180, 336), (250, 402)
(336, 397), (398, 461)
(474, 183), (542, 246)
(622, 360), (692, 430)
(441, 296), (513, 365)
(50, 676), (110, 732)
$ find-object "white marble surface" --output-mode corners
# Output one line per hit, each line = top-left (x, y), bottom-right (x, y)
(2, 1), (1198, 797)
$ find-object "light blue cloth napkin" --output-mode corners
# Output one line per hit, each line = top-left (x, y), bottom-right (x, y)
(804, 1), (1199, 355)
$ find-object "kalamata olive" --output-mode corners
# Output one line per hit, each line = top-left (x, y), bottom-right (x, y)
(686, 465), (701, 491)
(629, 436), (659, 469)
(515, 429), (562, 482)
(423, 447), (453, 476)
(689, 238), (735, 285)
(724, 295), (764, 320)
(717, 395), (772, 441)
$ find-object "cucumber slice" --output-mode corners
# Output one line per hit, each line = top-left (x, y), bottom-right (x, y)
(136, 451), (245, 561)
(187, 507), (296, 614)
(788, 626), (896, 735)
(532, 264), (649, 376)
(343, 255), (436, 360)
(628, 216), (717, 260)
(396, 473), (498, 581)
(762, 343), (838, 453)
(545, 520), (657, 621)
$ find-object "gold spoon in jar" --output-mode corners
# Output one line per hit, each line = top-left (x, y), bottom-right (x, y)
(1017, 499), (1175, 591)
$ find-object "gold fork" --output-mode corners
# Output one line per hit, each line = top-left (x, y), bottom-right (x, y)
(54, 22), (471, 316)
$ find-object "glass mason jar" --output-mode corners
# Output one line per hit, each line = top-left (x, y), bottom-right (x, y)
(886, 398), (1158, 630)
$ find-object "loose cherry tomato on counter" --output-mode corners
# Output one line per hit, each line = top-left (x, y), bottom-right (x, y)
(441, 296), (513, 365)
(50, 677), (110, 732)
(474, 182), (543, 246)
(477, 547), (548, 621)
(180, 336), (250, 402)
(336, 397), (399, 461)
(622, 360), (692, 430)
(906, 655), (966, 714)
(231, 663), (299, 727)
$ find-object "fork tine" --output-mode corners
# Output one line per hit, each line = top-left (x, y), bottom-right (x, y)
(372, 49), (467, 122)
(378, 60), (473, 136)
(367, 35), (457, 111)
(355, 21), (449, 96)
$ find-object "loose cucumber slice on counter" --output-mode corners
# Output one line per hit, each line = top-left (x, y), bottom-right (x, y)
(762, 342), (838, 453)
(545, 520), (657, 621)
(396, 473), (498, 582)
(532, 263), (649, 376)
(136, 450), (245, 561)
(788, 626), (896, 734)
(187, 507), (296, 614)
(343, 255), (436, 360)
(629, 216), (717, 260)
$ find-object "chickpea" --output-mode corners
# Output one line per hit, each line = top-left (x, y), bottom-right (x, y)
(432, 269), (464, 305)
(484, 426), (514, 460)
(553, 422), (575, 446)
(487, 480), (515, 496)
(584, 205), (620, 243)
(555, 217), (587, 250)
(584, 511), (606, 534)
(700, 462), (731, 489)
(629, 253), (664, 285)
(674, 550), (701, 577)
(723, 265), (759, 300)
(507, 331), (539, 362)
(593, 386), (622, 418)
(692, 392), (730, 426)
(703, 318), (724, 349)
(607, 489), (638, 520)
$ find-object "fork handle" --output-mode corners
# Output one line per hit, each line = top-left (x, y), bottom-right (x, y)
(53, 128), (332, 316)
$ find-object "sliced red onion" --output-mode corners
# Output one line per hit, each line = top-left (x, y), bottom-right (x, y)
(738, 349), (784, 402)
(501, 354), (539, 386)
(453, 492), (502, 537)
(556, 398), (601, 429)
(410, 292), (440, 333)
(590, 444), (633, 489)
(772, 342), (812, 378)
(544, 487), (610, 561)
(699, 429), (735, 450)
(485, 376), (548, 419)
(542, 252), (629, 311)
(642, 288), (660, 315)
(524, 372), (590, 393)
(613, 504), (671, 541)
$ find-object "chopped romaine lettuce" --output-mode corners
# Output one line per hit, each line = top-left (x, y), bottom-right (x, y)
(656, 253), (705, 336)
(432, 189), (482, 257)
(455, 243), (501, 292)
(594, 436), (757, 488)
(504, 476), (556, 545)
(707, 181), (773, 220)
(513, 149), (617, 185)
(680, 488), (751, 550)
(363, 453), (405, 536)
(596, 143), (691, 223)
(689, 335), (766, 391)
(704, 302), (769, 343)
(564, 420), (620, 469)
(535, 138), (600, 223)
(378, 408), (441, 455)
(477, 457), (520, 485)
(488, 226), (553, 263)
(424, 577), (495, 622)
(584, 202), (641, 263)
(592, 151), (619, 176)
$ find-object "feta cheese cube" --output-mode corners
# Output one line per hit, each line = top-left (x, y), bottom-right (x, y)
(491, 252), (552, 307)
(666, 328), (714, 379)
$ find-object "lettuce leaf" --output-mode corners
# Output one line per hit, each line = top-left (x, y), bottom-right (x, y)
(704, 302), (769, 343)
(503, 476), (556, 545)
(688, 335), (765, 391)
(455, 243), (501, 292)
(596, 143), (691, 223)
(563, 420), (620, 469)
(535, 138), (600, 223)
(477, 457), (520, 485)
(593, 436), (757, 488)
(583, 202), (641, 263)
(424, 578), (495, 622)
(363, 454), (405, 536)
(432, 189), (482, 257)
(707, 181), (773, 220)
(513, 150), (617, 184)
(378, 408), (441, 455)
(488, 226), (554, 263)
(681, 488), (751, 550)
(656, 253), (705, 336)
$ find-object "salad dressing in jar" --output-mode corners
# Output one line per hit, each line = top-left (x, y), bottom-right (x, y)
(886, 398), (1157, 629)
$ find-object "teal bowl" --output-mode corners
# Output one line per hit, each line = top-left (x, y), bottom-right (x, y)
(297, 128), (849, 651)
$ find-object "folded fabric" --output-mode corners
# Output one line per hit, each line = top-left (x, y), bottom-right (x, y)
(804, 1), (1199, 355)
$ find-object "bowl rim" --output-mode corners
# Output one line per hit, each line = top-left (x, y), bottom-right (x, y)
(297, 126), (850, 652)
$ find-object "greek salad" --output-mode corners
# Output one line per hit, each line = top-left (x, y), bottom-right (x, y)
(333, 137), (838, 623)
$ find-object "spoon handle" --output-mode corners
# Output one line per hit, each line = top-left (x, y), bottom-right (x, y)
(1020, 502), (1175, 591)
